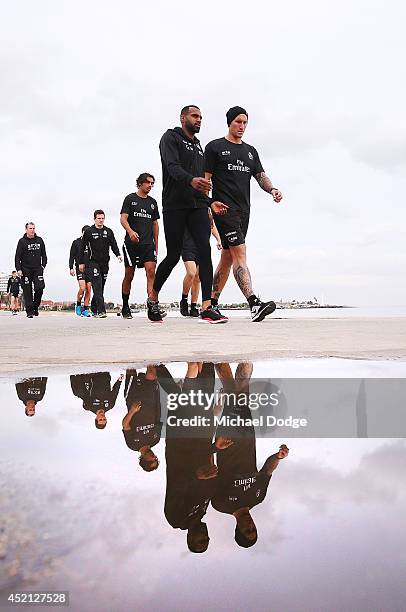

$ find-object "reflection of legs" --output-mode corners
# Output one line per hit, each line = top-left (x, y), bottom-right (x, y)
(212, 249), (232, 301)
(144, 262), (156, 298)
(152, 210), (188, 300)
(182, 261), (197, 297)
(230, 244), (253, 299)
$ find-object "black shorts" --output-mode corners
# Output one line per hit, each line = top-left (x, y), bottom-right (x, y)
(181, 232), (199, 263)
(123, 242), (157, 268)
(213, 209), (250, 249)
(76, 266), (91, 283)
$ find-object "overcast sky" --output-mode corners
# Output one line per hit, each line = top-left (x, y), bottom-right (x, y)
(1, 0), (405, 306)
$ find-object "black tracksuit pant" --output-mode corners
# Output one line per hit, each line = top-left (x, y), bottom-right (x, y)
(88, 262), (109, 314)
(153, 208), (212, 301)
(22, 267), (45, 315)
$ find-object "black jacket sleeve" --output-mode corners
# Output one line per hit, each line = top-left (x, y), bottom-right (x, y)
(69, 241), (76, 269)
(40, 238), (48, 268)
(109, 229), (120, 258)
(15, 239), (24, 270)
(109, 379), (122, 408)
(7, 279), (11, 292)
(79, 229), (90, 264)
(160, 132), (194, 185)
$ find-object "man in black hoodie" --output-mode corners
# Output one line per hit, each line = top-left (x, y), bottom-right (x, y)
(16, 377), (48, 416)
(69, 225), (91, 317)
(79, 210), (122, 318)
(15, 222), (47, 318)
(7, 271), (21, 314)
(148, 105), (229, 324)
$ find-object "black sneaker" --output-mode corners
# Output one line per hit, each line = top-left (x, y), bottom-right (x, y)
(200, 306), (228, 324)
(33, 308), (39, 316)
(180, 298), (189, 317)
(27, 313), (34, 318)
(159, 306), (167, 318)
(147, 300), (163, 323)
(189, 305), (199, 317)
(121, 306), (133, 319)
(251, 299), (276, 322)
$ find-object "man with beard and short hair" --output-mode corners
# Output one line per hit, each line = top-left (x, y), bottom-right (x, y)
(79, 210), (122, 318)
(205, 106), (283, 322)
(69, 225), (92, 317)
(148, 105), (228, 324)
(7, 271), (21, 315)
(15, 222), (47, 318)
(120, 173), (160, 319)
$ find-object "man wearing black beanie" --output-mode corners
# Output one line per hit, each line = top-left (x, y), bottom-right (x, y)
(204, 107), (283, 322)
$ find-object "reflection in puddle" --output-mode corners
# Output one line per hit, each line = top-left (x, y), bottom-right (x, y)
(1, 362), (406, 611)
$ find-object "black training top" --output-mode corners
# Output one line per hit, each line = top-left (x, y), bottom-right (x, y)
(7, 277), (21, 294)
(70, 373), (122, 413)
(159, 127), (211, 211)
(204, 137), (264, 212)
(16, 378), (48, 404)
(15, 234), (47, 271)
(121, 193), (160, 246)
(80, 225), (120, 265)
(123, 372), (162, 451)
(69, 237), (89, 269)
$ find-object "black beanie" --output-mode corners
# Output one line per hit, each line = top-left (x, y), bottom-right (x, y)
(226, 106), (248, 126)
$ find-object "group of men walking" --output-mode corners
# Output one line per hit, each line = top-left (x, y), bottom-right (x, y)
(10, 105), (282, 323)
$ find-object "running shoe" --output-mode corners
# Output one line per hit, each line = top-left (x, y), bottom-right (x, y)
(98, 312), (107, 318)
(121, 306), (133, 319)
(189, 305), (199, 317)
(82, 309), (91, 317)
(159, 306), (167, 318)
(199, 306), (228, 324)
(147, 300), (163, 323)
(75, 305), (82, 316)
(27, 313), (33, 318)
(250, 299), (276, 322)
(33, 309), (39, 316)
(180, 298), (189, 317)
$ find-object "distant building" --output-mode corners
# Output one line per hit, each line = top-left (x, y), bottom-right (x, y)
(0, 272), (9, 293)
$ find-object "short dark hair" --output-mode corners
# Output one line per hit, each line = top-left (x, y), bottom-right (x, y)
(234, 525), (258, 548)
(180, 105), (200, 117)
(25, 222), (35, 229)
(139, 455), (159, 472)
(82, 225), (90, 233)
(136, 173), (155, 188)
(12, 270), (16, 273)
(95, 418), (106, 429)
(25, 408), (35, 417)
(187, 523), (209, 553)
(93, 210), (105, 219)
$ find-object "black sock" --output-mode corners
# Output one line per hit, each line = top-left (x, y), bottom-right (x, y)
(191, 302), (197, 308)
(122, 293), (129, 308)
(181, 294), (188, 301)
(211, 297), (218, 307)
(247, 294), (258, 308)
(76, 301), (81, 307)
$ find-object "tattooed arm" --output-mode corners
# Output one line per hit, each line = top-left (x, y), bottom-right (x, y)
(255, 172), (283, 203)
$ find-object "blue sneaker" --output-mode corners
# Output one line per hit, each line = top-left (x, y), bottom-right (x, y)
(82, 309), (91, 317)
(75, 305), (82, 316)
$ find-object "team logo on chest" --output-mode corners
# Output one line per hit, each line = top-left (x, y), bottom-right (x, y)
(248, 152), (254, 160)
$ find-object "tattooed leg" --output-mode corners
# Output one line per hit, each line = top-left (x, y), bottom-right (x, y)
(211, 249), (232, 300)
(233, 264), (253, 299)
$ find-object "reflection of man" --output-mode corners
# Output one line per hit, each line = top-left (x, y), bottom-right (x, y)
(159, 362), (231, 553)
(70, 372), (122, 429)
(15, 377), (48, 417)
(121, 367), (161, 471)
(212, 362), (289, 547)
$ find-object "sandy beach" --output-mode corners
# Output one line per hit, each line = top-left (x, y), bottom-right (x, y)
(1, 311), (405, 376)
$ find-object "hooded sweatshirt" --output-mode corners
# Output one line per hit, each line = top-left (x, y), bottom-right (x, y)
(15, 234), (47, 270)
(159, 127), (211, 211)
